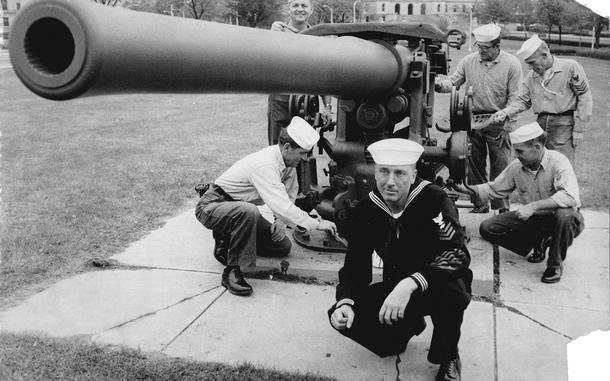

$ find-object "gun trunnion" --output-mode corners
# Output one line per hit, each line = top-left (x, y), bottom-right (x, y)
(9, 0), (474, 250)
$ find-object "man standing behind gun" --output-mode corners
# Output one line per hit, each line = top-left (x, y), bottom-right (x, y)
(267, 0), (332, 144)
(328, 139), (472, 381)
(491, 35), (593, 163)
(436, 24), (522, 214)
(196, 117), (337, 296)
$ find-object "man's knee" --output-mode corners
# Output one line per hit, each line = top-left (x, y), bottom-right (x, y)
(232, 203), (259, 223)
(479, 218), (495, 241)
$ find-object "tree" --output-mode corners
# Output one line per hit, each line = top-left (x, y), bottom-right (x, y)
(505, 0), (535, 32)
(153, 0), (224, 20)
(594, 15), (609, 49)
(536, 0), (564, 46)
(92, 0), (122, 6)
(224, 0), (284, 28)
(122, 0), (156, 12)
(311, 0), (354, 24)
(474, 0), (509, 24)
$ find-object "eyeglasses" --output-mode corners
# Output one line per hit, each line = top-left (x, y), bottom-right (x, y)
(474, 43), (497, 51)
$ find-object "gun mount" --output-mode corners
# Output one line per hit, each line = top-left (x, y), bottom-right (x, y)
(9, 0), (474, 251)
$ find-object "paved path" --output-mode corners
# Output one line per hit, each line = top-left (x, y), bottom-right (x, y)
(1, 206), (608, 380)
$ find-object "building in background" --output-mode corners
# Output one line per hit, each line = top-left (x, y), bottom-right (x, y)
(1, 0), (22, 48)
(362, 0), (480, 30)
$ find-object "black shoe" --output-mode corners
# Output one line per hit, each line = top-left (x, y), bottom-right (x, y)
(541, 267), (562, 283)
(528, 237), (551, 263)
(498, 207), (510, 214)
(436, 356), (461, 381)
(221, 267), (253, 296)
(469, 205), (489, 213)
(212, 233), (228, 265)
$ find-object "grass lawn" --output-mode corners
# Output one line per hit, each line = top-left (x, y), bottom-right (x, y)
(0, 333), (335, 381)
(0, 37), (608, 379)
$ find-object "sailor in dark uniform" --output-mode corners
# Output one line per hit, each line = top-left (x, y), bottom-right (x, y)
(328, 138), (472, 381)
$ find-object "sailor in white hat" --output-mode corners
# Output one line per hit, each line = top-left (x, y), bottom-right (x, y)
(368, 138), (424, 209)
(515, 34), (544, 61)
(436, 24), (522, 214)
(491, 33), (593, 163)
(471, 23), (502, 61)
(451, 121), (583, 284)
(330, 137), (471, 380)
(196, 116), (337, 296)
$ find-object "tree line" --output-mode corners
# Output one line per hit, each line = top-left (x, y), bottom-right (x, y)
(475, 0), (608, 48)
(102, 0), (357, 28)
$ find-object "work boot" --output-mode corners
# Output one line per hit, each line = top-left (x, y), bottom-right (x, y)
(528, 236), (551, 263)
(469, 204), (489, 214)
(221, 266), (253, 296)
(541, 267), (562, 283)
(436, 356), (461, 381)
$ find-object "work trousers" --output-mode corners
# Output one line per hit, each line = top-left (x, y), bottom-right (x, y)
(195, 185), (291, 267)
(537, 114), (576, 163)
(479, 209), (584, 269)
(468, 124), (512, 210)
(267, 94), (291, 145)
(328, 273), (472, 362)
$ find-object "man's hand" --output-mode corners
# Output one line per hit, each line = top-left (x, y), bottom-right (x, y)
(317, 219), (338, 237)
(491, 110), (508, 124)
(330, 304), (355, 330)
(572, 131), (584, 147)
(515, 204), (537, 221)
(322, 103), (332, 124)
(447, 180), (473, 196)
(270, 218), (287, 241)
(270, 21), (288, 32)
(434, 77), (443, 92)
(378, 278), (418, 325)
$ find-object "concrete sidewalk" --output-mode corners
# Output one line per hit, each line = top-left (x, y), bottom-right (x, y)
(1, 206), (608, 380)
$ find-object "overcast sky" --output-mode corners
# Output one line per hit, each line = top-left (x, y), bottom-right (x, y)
(575, 0), (609, 17)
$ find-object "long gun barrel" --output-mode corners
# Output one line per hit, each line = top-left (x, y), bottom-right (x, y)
(9, 0), (407, 100)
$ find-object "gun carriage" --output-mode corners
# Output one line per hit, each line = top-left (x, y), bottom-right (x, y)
(9, 0), (474, 251)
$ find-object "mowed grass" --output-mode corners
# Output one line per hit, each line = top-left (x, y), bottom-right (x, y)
(0, 332), (335, 381)
(0, 70), (270, 306)
(1, 39), (608, 307)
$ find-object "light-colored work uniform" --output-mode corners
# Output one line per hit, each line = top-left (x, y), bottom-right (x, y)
(195, 145), (320, 267)
(436, 50), (522, 210)
(501, 57), (593, 162)
(474, 149), (584, 270)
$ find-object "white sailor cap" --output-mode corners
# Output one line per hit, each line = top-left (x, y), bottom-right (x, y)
(516, 34), (544, 60)
(287, 116), (319, 150)
(368, 138), (424, 166)
(473, 23), (501, 43)
(509, 122), (544, 144)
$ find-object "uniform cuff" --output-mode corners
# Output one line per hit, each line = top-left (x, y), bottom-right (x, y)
(409, 272), (428, 291)
(335, 298), (355, 309)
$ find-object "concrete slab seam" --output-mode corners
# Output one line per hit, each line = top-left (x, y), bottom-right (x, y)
(161, 288), (228, 352)
(111, 263), (222, 275)
(492, 304), (499, 381)
(500, 299), (609, 313)
(395, 353), (401, 381)
(498, 302), (573, 340)
(105, 285), (223, 332)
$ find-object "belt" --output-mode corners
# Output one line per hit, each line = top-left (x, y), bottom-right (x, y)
(473, 111), (496, 115)
(538, 110), (574, 117)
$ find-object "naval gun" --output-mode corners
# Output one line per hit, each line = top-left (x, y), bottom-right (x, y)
(9, 0), (474, 251)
